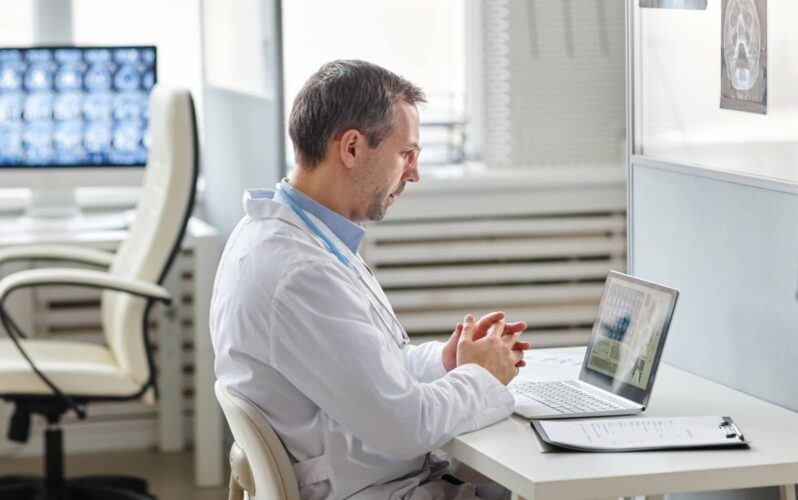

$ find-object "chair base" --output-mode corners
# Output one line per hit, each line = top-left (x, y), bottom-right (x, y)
(0, 474), (156, 500)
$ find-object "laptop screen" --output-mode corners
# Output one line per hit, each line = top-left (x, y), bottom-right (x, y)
(579, 271), (679, 406)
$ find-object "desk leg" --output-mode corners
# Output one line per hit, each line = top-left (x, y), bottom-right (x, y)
(193, 237), (224, 487)
(780, 484), (797, 500)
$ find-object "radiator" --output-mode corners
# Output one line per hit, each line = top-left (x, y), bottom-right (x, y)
(361, 166), (627, 347)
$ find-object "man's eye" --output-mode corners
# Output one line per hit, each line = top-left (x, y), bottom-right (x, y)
(401, 147), (420, 163)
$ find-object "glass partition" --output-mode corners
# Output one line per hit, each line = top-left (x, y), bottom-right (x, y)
(631, 0), (798, 183)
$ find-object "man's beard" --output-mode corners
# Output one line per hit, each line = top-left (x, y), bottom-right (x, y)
(365, 189), (389, 221)
(365, 182), (404, 222)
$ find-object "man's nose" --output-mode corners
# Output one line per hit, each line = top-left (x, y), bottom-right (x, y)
(404, 162), (420, 183)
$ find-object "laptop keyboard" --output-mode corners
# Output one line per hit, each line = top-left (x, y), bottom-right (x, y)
(510, 381), (624, 414)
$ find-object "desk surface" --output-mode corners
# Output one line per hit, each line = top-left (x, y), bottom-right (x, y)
(443, 347), (798, 500)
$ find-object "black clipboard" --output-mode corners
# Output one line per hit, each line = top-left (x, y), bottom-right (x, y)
(531, 416), (749, 452)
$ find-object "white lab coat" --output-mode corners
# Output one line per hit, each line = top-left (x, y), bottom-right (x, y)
(210, 189), (515, 499)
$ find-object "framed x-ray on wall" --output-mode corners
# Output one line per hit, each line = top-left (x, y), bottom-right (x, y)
(720, 0), (767, 114)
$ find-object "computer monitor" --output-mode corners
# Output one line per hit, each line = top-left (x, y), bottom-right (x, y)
(0, 45), (156, 228)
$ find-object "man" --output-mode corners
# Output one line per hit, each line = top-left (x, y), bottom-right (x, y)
(211, 60), (530, 499)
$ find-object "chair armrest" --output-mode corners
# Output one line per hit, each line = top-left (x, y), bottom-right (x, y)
(0, 268), (171, 305)
(0, 245), (115, 268)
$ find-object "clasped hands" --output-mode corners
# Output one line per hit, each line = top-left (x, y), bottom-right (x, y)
(442, 311), (530, 385)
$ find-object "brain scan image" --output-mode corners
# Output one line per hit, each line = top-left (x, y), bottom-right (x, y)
(720, 0), (767, 113)
(0, 94), (23, 121)
(84, 121), (112, 153)
(23, 93), (53, 121)
(53, 92), (83, 121)
(84, 92), (113, 121)
(723, 0), (761, 91)
(0, 65), (23, 91)
(0, 46), (157, 165)
(84, 63), (113, 92)
(54, 121), (83, 151)
(0, 122), (22, 155)
(55, 64), (83, 91)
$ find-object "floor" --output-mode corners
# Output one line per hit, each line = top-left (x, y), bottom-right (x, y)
(0, 449), (229, 500)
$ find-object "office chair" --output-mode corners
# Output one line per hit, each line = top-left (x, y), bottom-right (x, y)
(215, 382), (301, 500)
(0, 85), (199, 500)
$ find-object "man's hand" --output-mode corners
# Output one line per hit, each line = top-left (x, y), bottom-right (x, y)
(442, 311), (530, 372)
(455, 315), (525, 385)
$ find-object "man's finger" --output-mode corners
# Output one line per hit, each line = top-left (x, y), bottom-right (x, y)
(475, 311), (505, 332)
(487, 318), (506, 338)
(515, 360), (527, 368)
(452, 323), (463, 343)
(512, 341), (531, 351)
(502, 327), (523, 344)
(503, 321), (527, 335)
(461, 315), (476, 341)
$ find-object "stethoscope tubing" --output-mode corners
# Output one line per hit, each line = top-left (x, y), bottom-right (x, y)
(278, 188), (410, 348)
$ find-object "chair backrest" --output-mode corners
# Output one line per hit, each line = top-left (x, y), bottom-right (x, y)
(215, 382), (301, 500)
(102, 85), (199, 386)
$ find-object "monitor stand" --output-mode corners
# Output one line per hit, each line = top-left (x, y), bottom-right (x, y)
(0, 188), (133, 236)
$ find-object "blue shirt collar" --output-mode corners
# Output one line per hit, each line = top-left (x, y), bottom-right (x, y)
(275, 178), (365, 254)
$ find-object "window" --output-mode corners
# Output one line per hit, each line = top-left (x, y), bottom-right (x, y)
(281, 0), (467, 168)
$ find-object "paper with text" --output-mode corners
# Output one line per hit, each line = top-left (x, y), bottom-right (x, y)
(535, 416), (746, 451)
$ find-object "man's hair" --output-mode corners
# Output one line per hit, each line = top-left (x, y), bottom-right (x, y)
(288, 60), (426, 167)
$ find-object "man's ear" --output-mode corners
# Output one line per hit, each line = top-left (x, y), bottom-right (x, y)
(338, 129), (360, 170)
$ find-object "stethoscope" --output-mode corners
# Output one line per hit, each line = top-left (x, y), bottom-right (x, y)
(278, 188), (410, 349)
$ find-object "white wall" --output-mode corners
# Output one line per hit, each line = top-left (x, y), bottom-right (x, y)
(0, 1), (34, 46)
(635, 1), (798, 182)
(200, 0), (284, 239)
(72, 0), (204, 124)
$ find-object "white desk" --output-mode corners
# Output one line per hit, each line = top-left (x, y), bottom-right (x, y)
(443, 347), (798, 500)
(0, 217), (224, 487)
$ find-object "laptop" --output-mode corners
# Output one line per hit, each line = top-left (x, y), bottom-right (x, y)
(510, 271), (679, 419)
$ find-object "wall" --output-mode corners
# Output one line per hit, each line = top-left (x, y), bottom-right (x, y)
(200, 0), (284, 240)
(635, 1), (798, 182)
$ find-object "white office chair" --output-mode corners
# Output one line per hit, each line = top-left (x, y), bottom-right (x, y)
(0, 85), (199, 500)
(215, 382), (301, 500)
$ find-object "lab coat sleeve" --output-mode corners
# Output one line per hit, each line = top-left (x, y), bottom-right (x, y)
(404, 341), (447, 382)
(269, 260), (515, 460)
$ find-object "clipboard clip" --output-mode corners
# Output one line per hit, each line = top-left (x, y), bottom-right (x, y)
(719, 418), (745, 442)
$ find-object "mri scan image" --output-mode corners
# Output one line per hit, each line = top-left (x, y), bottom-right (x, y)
(720, 0), (767, 113)
(0, 46), (157, 166)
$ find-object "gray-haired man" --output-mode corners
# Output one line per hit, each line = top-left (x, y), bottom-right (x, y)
(211, 60), (528, 499)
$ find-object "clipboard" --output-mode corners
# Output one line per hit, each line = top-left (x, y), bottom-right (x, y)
(532, 416), (749, 452)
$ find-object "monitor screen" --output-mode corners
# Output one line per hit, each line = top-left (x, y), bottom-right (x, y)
(0, 45), (156, 168)
(579, 271), (679, 406)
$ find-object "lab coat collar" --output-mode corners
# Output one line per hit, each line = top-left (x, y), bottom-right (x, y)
(242, 188), (359, 263)
(277, 179), (366, 254)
